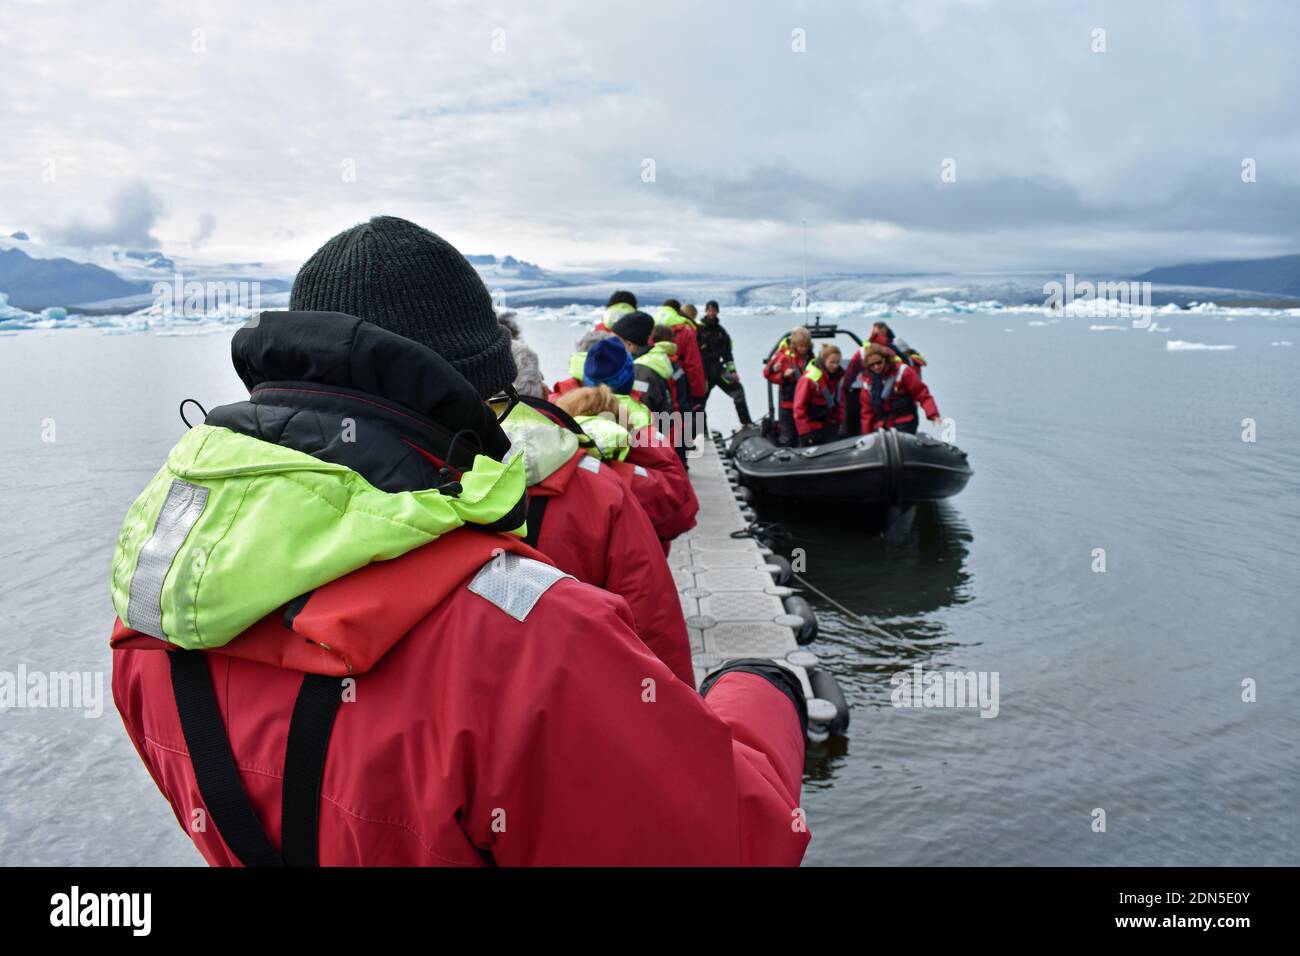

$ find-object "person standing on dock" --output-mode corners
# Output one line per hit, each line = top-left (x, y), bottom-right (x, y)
(859, 343), (941, 434)
(599, 289), (639, 331)
(764, 326), (813, 445)
(108, 216), (809, 867)
(656, 299), (707, 413)
(793, 343), (845, 445)
(609, 309), (675, 419)
(555, 384), (699, 551)
(697, 300), (753, 427)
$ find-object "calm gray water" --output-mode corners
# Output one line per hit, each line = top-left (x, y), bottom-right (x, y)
(1, 306), (1297, 865)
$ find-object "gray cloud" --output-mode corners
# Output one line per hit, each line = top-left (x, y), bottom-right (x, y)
(191, 212), (217, 249)
(2, 0), (1297, 273)
(47, 181), (164, 249)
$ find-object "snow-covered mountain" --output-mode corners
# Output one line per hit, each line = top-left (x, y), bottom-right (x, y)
(4, 230), (1299, 317)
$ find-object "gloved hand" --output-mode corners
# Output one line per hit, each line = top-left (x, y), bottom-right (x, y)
(721, 361), (739, 385)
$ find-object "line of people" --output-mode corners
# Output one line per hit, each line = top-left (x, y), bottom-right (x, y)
(108, 216), (809, 868)
(765, 321), (941, 446)
(551, 292), (754, 445)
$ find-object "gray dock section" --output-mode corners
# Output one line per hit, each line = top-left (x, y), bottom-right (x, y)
(673, 438), (839, 737)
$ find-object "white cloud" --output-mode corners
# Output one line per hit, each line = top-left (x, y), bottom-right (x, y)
(1, 0), (1297, 274)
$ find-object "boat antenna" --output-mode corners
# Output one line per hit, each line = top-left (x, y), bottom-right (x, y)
(801, 218), (808, 321)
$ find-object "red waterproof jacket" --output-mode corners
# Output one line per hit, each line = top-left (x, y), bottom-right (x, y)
(793, 362), (846, 436)
(525, 446), (695, 685)
(613, 426), (699, 547)
(109, 311), (808, 867)
(111, 530), (808, 866)
(674, 323), (707, 401)
(860, 360), (939, 433)
(764, 346), (811, 409)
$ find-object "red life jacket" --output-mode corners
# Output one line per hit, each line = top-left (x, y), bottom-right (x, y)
(793, 362), (845, 436)
(862, 363), (918, 430)
(764, 347), (810, 409)
(111, 526), (808, 866)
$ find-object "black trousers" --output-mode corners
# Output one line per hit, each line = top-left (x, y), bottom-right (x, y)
(776, 407), (797, 446)
(799, 424), (837, 446)
(842, 388), (862, 437)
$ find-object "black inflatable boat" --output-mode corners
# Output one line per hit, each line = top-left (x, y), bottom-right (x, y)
(729, 423), (971, 503)
(728, 319), (973, 504)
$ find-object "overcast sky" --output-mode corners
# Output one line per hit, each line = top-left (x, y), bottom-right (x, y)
(1, 0), (1298, 276)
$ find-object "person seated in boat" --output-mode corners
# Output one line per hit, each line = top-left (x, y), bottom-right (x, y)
(860, 343), (941, 435)
(554, 384), (699, 552)
(793, 343), (846, 446)
(764, 326), (813, 446)
(870, 321), (927, 374)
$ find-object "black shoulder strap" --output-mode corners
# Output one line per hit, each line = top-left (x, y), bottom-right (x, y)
(280, 673), (345, 866)
(169, 651), (284, 867)
(523, 492), (550, 548)
(169, 649), (344, 867)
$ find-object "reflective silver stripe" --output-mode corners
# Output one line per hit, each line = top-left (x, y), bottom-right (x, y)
(126, 479), (209, 639)
(634, 465), (649, 477)
(468, 553), (571, 622)
(632, 379), (649, 393)
(578, 455), (601, 473)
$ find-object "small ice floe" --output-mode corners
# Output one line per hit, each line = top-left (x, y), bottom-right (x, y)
(1166, 340), (1237, 351)
(1270, 340), (1294, 347)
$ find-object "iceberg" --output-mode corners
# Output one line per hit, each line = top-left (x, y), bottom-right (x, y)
(1166, 340), (1237, 351)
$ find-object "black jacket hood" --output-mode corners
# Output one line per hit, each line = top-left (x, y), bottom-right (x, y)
(204, 311), (518, 503)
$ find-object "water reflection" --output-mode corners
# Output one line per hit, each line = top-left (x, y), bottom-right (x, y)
(750, 498), (974, 783)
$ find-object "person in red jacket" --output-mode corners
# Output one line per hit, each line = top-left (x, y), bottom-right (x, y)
(793, 344), (846, 445)
(656, 299), (707, 412)
(600, 289), (638, 331)
(764, 326), (812, 446)
(870, 321), (927, 376)
(860, 343), (941, 434)
(497, 393), (694, 684)
(555, 385), (699, 549)
(109, 217), (809, 867)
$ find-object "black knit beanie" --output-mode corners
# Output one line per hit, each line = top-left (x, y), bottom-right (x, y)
(611, 309), (655, 347)
(290, 216), (516, 398)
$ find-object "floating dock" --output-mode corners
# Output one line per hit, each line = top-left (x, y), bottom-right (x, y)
(673, 436), (848, 740)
